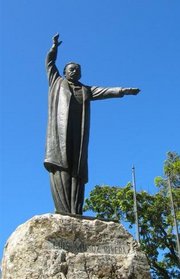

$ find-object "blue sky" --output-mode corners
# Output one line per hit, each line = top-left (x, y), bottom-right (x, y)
(0, 0), (180, 258)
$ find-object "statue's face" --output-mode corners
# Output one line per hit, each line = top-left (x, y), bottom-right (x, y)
(65, 64), (81, 82)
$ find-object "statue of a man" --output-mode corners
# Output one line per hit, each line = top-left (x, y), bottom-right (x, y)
(44, 34), (140, 215)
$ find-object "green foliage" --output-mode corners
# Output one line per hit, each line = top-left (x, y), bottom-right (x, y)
(155, 152), (180, 190)
(84, 152), (180, 278)
(84, 183), (133, 221)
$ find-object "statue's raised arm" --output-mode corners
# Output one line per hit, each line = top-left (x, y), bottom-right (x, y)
(46, 33), (63, 86)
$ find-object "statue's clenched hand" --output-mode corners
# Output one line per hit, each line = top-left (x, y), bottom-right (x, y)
(52, 33), (62, 47)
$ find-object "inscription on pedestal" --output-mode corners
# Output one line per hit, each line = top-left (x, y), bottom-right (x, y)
(47, 237), (129, 255)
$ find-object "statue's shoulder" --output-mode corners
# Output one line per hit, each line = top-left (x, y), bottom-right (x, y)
(79, 82), (91, 90)
(55, 76), (64, 86)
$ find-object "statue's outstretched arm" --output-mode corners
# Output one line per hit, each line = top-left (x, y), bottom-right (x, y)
(91, 86), (140, 100)
(46, 33), (62, 86)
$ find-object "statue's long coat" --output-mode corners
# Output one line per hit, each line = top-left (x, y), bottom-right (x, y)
(44, 47), (124, 184)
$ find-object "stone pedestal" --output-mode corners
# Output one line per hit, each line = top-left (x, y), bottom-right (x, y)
(2, 214), (150, 279)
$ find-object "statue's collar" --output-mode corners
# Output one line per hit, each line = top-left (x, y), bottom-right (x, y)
(67, 80), (81, 86)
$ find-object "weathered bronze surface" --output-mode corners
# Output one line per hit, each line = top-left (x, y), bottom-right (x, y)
(44, 34), (140, 215)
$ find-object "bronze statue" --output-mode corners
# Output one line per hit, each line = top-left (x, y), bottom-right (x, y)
(44, 34), (140, 215)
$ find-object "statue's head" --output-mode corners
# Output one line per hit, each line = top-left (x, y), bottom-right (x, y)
(63, 62), (81, 82)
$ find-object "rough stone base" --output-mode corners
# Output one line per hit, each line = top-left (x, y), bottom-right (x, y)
(2, 214), (151, 279)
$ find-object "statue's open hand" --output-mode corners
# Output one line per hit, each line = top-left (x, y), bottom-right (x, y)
(122, 88), (140, 95)
(130, 88), (140, 95)
(52, 33), (62, 47)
